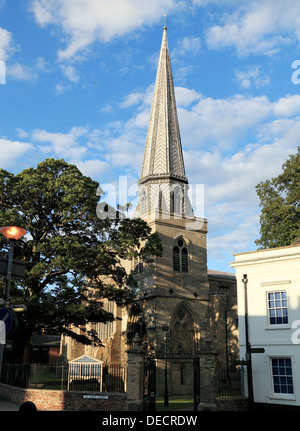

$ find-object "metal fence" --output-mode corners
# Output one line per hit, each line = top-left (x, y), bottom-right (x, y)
(0, 363), (127, 392)
(217, 368), (242, 397)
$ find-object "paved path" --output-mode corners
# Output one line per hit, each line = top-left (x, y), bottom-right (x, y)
(0, 397), (20, 411)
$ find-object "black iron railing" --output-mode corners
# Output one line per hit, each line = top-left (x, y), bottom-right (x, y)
(0, 363), (127, 392)
(217, 368), (242, 397)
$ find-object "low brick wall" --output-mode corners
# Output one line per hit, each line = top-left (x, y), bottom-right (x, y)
(0, 383), (128, 411)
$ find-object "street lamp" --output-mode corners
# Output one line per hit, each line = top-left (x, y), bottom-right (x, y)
(162, 325), (169, 407)
(0, 226), (27, 241)
(0, 226), (27, 307)
(242, 274), (254, 410)
(0, 225), (27, 377)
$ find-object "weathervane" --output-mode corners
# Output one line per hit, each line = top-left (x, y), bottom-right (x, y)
(163, 14), (167, 29)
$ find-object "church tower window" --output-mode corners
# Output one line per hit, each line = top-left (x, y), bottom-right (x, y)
(133, 255), (143, 274)
(173, 186), (182, 214)
(94, 299), (116, 341)
(173, 238), (188, 273)
(141, 189), (148, 214)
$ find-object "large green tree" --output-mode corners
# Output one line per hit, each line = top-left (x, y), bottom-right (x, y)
(0, 158), (162, 361)
(255, 147), (300, 249)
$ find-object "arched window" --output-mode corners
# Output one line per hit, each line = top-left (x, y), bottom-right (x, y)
(173, 238), (188, 273)
(170, 186), (183, 214)
(141, 189), (148, 214)
(174, 186), (182, 214)
(170, 303), (196, 357)
(94, 299), (116, 341)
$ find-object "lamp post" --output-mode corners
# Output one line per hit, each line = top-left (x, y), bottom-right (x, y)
(0, 226), (27, 375)
(242, 274), (254, 410)
(0, 226), (27, 307)
(162, 325), (169, 407)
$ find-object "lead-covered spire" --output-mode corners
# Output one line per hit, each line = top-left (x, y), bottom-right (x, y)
(139, 26), (187, 184)
(137, 26), (193, 218)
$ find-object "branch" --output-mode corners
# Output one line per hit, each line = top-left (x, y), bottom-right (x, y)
(39, 268), (70, 290)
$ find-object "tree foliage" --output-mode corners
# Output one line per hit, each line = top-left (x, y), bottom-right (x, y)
(255, 147), (300, 249)
(0, 158), (162, 361)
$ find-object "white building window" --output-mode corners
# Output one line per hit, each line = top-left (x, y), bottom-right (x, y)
(267, 291), (288, 325)
(271, 358), (294, 395)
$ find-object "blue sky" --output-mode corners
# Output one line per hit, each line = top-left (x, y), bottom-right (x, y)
(0, 0), (300, 273)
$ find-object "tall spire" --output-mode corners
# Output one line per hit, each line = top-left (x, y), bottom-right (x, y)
(139, 25), (187, 185)
(137, 24), (193, 218)
(136, 24), (193, 217)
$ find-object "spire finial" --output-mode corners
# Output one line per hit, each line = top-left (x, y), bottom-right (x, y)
(163, 14), (167, 30)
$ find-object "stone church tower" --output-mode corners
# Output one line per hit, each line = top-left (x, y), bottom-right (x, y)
(129, 25), (238, 397)
(133, 24), (210, 351)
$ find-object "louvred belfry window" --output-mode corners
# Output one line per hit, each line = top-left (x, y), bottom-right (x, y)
(173, 239), (188, 273)
(181, 247), (188, 272)
(173, 246), (180, 271)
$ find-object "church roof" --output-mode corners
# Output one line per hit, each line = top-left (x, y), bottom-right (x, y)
(139, 26), (187, 185)
(207, 269), (236, 279)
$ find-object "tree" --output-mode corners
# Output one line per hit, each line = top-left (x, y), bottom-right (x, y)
(0, 158), (162, 361)
(255, 147), (300, 249)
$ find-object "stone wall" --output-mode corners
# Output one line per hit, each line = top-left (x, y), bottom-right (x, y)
(215, 396), (248, 411)
(0, 383), (128, 411)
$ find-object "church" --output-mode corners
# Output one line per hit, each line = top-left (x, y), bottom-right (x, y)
(60, 25), (238, 400)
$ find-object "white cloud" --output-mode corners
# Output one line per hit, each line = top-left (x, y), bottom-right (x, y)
(104, 133), (144, 173)
(61, 64), (80, 83)
(0, 139), (33, 167)
(172, 35), (201, 59)
(107, 86), (300, 197)
(31, 126), (88, 161)
(121, 91), (146, 109)
(0, 27), (15, 61)
(178, 94), (272, 149)
(184, 139), (298, 266)
(235, 66), (270, 89)
(15, 128), (29, 139)
(208, 213), (260, 261)
(35, 56), (48, 71)
(205, 0), (300, 56)
(30, 0), (181, 61)
(76, 159), (111, 179)
(273, 95), (300, 117)
(55, 81), (70, 94)
(121, 84), (154, 109)
(6, 63), (38, 81)
(175, 86), (201, 106)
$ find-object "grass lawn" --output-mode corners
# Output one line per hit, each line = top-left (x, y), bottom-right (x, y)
(155, 395), (194, 411)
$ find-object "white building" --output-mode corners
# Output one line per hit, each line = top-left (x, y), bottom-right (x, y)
(230, 240), (300, 409)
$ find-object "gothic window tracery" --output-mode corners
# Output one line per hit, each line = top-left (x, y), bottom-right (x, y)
(170, 305), (196, 357)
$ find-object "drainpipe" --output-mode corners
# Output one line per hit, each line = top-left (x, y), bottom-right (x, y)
(242, 274), (254, 409)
